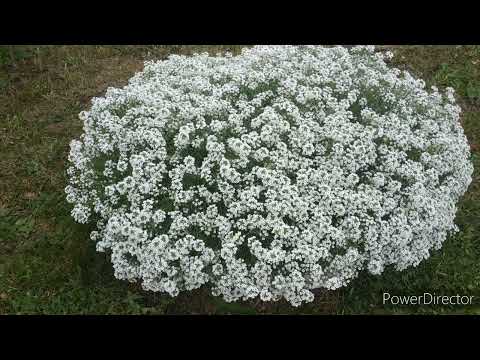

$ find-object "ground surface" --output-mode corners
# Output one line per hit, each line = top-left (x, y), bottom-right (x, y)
(0, 45), (479, 314)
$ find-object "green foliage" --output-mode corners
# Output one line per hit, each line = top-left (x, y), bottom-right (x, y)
(0, 46), (32, 67)
(434, 62), (480, 103)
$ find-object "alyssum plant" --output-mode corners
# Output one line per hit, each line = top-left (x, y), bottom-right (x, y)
(66, 46), (473, 306)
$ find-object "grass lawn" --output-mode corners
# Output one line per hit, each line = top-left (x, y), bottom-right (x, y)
(0, 45), (478, 315)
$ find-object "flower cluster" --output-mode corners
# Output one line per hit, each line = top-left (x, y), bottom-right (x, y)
(66, 46), (473, 306)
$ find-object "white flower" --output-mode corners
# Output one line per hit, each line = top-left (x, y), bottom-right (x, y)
(66, 45), (473, 307)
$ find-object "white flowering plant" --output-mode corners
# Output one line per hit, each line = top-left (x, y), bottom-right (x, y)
(65, 46), (473, 307)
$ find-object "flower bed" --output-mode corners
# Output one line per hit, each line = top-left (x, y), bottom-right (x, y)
(66, 46), (473, 306)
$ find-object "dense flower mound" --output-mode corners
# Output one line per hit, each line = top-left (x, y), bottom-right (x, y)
(66, 46), (473, 306)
